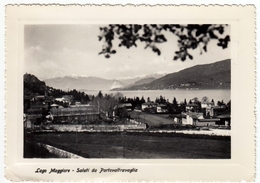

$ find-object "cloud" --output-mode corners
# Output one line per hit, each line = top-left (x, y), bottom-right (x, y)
(24, 25), (230, 81)
(28, 46), (42, 52)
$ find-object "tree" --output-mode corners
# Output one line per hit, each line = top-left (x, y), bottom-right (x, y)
(147, 97), (150, 103)
(97, 91), (103, 98)
(173, 97), (178, 108)
(217, 100), (226, 107)
(227, 100), (231, 112)
(98, 24), (230, 61)
(140, 96), (146, 104)
(201, 96), (209, 103)
(184, 98), (187, 105)
(113, 92), (124, 100)
(120, 107), (128, 118)
(192, 97), (199, 104)
(179, 101), (186, 112)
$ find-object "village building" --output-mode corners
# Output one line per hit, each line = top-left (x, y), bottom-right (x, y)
(185, 104), (199, 113)
(182, 112), (203, 125)
(181, 112), (228, 127)
(201, 101), (215, 109)
(115, 103), (133, 111)
(50, 105), (100, 124)
(216, 114), (231, 126)
(55, 98), (64, 102)
(141, 102), (157, 111)
(196, 118), (220, 127)
(173, 114), (185, 124)
(156, 104), (168, 113)
(50, 103), (59, 108)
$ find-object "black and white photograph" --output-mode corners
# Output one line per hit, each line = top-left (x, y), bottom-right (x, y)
(5, 5), (255, 182)
(23, 24), (231, 159)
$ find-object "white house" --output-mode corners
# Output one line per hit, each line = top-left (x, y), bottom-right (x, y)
(156, 104), (168, 113)
(183, 112), (203, 125)
(201, 101), (215, 109)
(141, 102), (157, 111)
(186, 104), (199, 112)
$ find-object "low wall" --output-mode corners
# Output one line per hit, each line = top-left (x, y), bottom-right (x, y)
(195, 121), (216, 127)
(40, 143), (83, 158)
(49, 123), (146, 132)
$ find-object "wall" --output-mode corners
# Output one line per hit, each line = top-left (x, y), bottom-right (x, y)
(40, 143), (83, 158)
(195, 121), (216, 127)
(49, 123), (146, 132)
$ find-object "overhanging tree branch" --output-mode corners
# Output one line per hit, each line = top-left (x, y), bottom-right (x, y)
(98, 24), (230, 61)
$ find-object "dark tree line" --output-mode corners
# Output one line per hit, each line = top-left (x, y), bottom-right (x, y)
(119, 96), (146, 110)
(50, 88), (90, 104)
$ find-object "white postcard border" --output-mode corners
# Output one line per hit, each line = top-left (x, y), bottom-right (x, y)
(5, 5), (255, 182)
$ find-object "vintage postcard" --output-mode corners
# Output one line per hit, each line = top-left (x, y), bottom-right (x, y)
(5, 5), (255, 182)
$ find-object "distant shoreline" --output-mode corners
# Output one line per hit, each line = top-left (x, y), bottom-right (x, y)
(109, 88), (231, 92)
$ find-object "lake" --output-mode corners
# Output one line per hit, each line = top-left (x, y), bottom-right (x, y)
(86, 89), (231, 103)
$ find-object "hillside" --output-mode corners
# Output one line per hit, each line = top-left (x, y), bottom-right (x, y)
(121, 77), (157, 89)
(118, 73), (165, 86)
(24, 73), (47, 95)
(124, 59), (231, 90)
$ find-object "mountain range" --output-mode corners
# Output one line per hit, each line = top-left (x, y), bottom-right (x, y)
(44, 73), (166, 91)
(44, 59), (230, 91)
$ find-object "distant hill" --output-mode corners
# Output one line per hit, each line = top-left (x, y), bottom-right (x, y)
(116, 73), (166, 86)
(44, 76), (126, 91)
(123, 59), (231, 90)
(113, 77), (157, 90)
(24, 73), (47, 95)
(133, 77), (157, 85)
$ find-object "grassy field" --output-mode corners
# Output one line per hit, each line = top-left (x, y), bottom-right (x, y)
(25, 132), (231, 159)
(138, 113), (175, 126)
(130, 111), (178, 128)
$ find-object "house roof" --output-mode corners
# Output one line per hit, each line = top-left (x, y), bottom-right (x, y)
(201, 102), (214, 105)
(186, 104), (198, 107)
(175, 114), (186, 118)
(142, 102), (156, 105)
(119, 103), (132, 107)
(217, 114), (231, 118)
(191, 115), (198, 119)
(50, 104), (59, 107)
(198, 118), (220, 122)
(50, 105), (98, 115)
(158, 104), (167, 107)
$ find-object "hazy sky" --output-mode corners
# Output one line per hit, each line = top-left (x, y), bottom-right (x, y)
(24, 24), (230, 80)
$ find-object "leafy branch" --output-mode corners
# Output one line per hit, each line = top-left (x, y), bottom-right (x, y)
(98, 24), (230, 61)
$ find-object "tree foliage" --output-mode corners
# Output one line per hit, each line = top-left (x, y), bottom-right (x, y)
(98, 24), (230, 61)
(201, 96), (209, 103)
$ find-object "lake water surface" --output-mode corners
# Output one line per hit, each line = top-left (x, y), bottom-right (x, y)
(87, 89), (231, 103)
